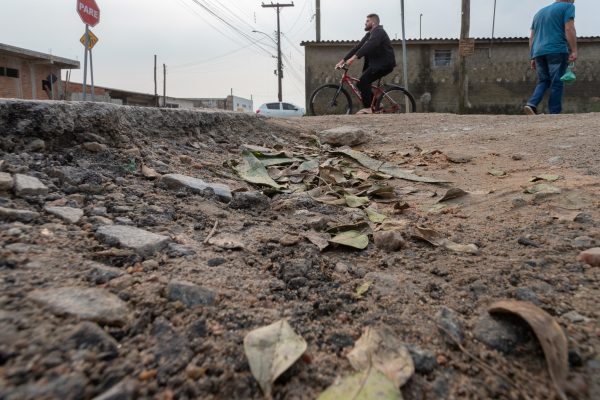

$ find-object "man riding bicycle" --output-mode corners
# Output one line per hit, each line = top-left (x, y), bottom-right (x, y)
(335, 14), (396, 114)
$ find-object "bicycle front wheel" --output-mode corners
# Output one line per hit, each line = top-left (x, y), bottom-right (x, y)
(309, 84), (353, 116)
(377, 87), (416, 114)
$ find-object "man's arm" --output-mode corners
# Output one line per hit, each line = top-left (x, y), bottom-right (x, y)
(336, 34), (369, 68)
(355, 28), (385, 59)
(529, 29), (536, 70)
(565, 19), (577, 62)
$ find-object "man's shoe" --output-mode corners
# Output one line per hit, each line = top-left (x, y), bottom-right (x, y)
(356, 108), (373, 115)
(524, 105), (538, 115)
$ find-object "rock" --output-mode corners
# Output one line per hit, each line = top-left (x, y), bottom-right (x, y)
(0, 206), (40, 222)
(513, 287), (542, 306)
(152, 318), (193, 384)
(160, 173), (232, 202)
(435, 306), (464, 345)
(6, 373), (87, 400)
(511, 197), (527, 208)
(0, 172), (13, 191)
(123, 147), (141, 157)
(90, 216), (114, 226)
(179, 155), (192, 164)
(13, 173), (49, 197)
(279, 234), (300, 246)
(141, 164), (159, 179)
(517, 237), (540, 248)
(305, 216), (330, 231)
(92, 379), (137, 400)
(374, 231), (405, 251)
(115, 217), (134, 225)
(327, 333), (355, 352)
(406, 345), (437, 374)
(445, 152), (473, 163)
(91, 206), (108, 216)
(87, 262), (124, 284)
(208, 234), (245, 250)
(29, 287), (130, 326)
(26, 138), (46, 152)
(577, 248), (600, 267)
(574, 213), (593, 224)
(167, 243), (196, 257)
(572, 236), (595, 249)
(473, 314), (532, 353)
(229, 191), (270, 210)
(83, 142), (108, 152)
(334, 262), (349, 274)
(166, 280), (216, 308)
(279, 258), (311, 283)
(65, 321), (119, 359)
(207, 258), (226, 267)
(44, 205), (84, 223)
(96, 225), (170, 257)
(547, 156), (564, 165)
(318, 126), (370, 147)
(562, 311), (589, 324)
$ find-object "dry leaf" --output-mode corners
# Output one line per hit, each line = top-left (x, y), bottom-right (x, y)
(347, 325), (415, 387)
(330, 230), (369, 250)
(141, 164), (159, 179)
(413, 226), (479, 255)
(438, 188), (468, 203)
(317, 367), (401, 400)
(489, 300), (569, 400)
(355, 281), (373, 298)
(208, 234), (245, 250)
(303, 231), (331, 251)
(244, 320), (307, 399)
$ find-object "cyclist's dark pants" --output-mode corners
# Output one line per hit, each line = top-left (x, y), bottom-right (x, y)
(358, 66), (394, 108)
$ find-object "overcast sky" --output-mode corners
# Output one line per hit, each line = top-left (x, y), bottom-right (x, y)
(1, 1), (597, 108)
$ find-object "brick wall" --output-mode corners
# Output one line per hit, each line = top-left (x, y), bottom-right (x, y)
(0, 55), (64, 100)
(303, 39), (600, 114)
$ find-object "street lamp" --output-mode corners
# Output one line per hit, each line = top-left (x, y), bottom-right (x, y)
(420, 13), (423, 39)
(252, 30), (277, 48)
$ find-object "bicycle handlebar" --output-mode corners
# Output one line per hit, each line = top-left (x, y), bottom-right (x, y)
(335, 64), (349, 71)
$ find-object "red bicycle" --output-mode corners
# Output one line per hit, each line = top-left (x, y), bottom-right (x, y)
(309, 65), (416, 116)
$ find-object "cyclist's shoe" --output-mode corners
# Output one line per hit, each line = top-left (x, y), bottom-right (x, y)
(523, 105), (538, 115)
(356, 108), (373, 114)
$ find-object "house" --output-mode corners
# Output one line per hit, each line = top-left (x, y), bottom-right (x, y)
(0, 43), (79, 100)
(301, 37), (600, 114)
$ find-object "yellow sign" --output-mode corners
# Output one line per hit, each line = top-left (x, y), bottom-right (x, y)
(80, 30), (99, 50)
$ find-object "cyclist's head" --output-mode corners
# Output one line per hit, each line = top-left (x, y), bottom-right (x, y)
(365, 14), (380, 31)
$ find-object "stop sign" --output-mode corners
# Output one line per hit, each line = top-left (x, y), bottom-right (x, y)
(77, 0), (100, 27)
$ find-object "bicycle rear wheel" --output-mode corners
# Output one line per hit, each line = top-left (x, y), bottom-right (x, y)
(309, 84), (353, 116)
(376, 86), (416, 114)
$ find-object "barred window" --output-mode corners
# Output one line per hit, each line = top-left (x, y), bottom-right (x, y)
(0, 67), (5, 76)
(6, 68), (20, 78)
(434, 50), (452, 67)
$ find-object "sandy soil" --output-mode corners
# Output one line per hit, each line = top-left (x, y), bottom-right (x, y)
(1, 111), (599, 399)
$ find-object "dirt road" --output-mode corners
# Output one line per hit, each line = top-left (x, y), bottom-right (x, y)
(1, 103), (599, 399)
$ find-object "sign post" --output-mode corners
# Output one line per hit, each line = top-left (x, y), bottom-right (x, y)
(76, 0), (100, 101)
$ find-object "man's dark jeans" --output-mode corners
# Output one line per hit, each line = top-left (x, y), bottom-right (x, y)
(527, 53), (569, 114)
(358, 66), (394, 108)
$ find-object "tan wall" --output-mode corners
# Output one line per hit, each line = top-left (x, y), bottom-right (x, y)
(0, 55), (64, 100)
(304, 40), (600, 114)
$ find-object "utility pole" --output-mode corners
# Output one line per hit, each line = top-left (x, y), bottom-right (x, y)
(163, 64), (166, 108)
(400, 0), (409, 112)
(420, 13), (423, 40)
(262, 2), (294, 103)
(154, 55), (158, 107)
(458, 0), (471, 114)
(316, 0), (321, 42)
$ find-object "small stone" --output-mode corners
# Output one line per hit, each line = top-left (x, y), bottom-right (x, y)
(96, 225), (170, 257)
(562, 311), (589, 324)
(319, 126), (370, 147)
(115, 217), (134, 225)
(511, 197), (528, 208)
(208, 234), (244, 250)
(13, 174), (49, 197)
(572, 236), (595, 249)
(446, 152), (473, 163)
(83, 142), (108, 152)
(207, 258), (226, 267)
(374, 231), (405, 251)
(44, 205), (84, 223)
(166, 280), (216, 308)
(279, 258), (310, 283)
(305, 216), (330, 231)
(518, 237), (540, 248)
(29, 287), (130, 326)
(92, 379), (137, 400)
(91, 206), (108, 216)
(436, 306), (464, 345)
(87, 262), (124, 284)
(577, 248), (600, 267)
(406, 345), (437, 374)
(0, 206), (40, 222)
(65, 321), (119, 358)
(0, 172), (13, 191)
(511, 154), (524, 161)
(90, 216), (114, 226)
(574, 213), (593, 224)
(27, 139), (46, 152)
(514, 287), (542, 306)
(279, 234), (300, 246)
(123, 148), (141, 157)
(167, 243), (196, 257)
(548, 156), (564, 165)
(334, 262), (349, 274)
(160, 173), (232, 202)
(179, 155), (193, 164)
(142, 260), (160, 270)
(473, 314), (532, 353)
(229, 191), (270, 210)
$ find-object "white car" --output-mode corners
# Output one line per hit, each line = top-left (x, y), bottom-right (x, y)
(256, 102), (305, 117)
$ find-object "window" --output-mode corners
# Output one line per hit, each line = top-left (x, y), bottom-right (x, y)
(266, 103), (280, 110)
(6, 68), (19, 78)
(282, 103), (297, 110)
(434, 50), (452, 67)
(0, 67), (5, 76)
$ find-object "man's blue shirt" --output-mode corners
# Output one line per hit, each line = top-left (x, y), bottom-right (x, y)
(531, 2), (575, 58)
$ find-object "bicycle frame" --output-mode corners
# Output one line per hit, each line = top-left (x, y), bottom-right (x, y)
(337, 67), (385, 108)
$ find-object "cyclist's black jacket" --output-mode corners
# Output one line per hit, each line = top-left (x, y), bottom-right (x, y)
(344, 25), (396, 71)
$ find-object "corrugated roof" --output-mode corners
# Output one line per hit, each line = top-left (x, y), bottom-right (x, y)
(0, 43), (80, 69)
(301, 36), (600, 46)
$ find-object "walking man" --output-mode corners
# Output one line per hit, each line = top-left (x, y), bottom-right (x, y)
(524, 0), (577, 115)
(335, 14), (396, 114)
